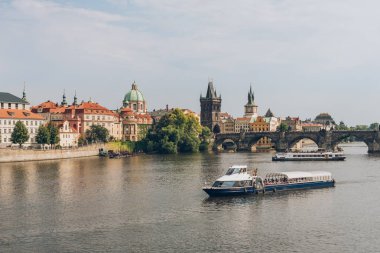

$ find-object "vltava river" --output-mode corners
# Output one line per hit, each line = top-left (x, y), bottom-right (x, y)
(0, 143), (380, 252)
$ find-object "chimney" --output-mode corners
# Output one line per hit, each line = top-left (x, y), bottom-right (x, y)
(166, 104), (169, 112)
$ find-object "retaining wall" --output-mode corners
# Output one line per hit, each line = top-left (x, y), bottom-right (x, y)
(0, 145), (103, 163)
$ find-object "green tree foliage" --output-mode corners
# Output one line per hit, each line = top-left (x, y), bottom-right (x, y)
(336, 121), (348, 130)
(369, 123), (379, 131)
(86, 125), (109, 143)
(277, 123), (288, 132)
(143, 109), (203, 154)
(36, 125), (50, 145)
(199, 126), (212, 151)
(78, 135), (86, 146)
(11, 121), (29, 147)
(47, 123), (60, 146)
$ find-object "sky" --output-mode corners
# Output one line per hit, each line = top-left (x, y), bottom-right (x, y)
(1, 0), (380, 126)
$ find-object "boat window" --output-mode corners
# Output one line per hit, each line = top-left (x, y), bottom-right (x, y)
(212, 181), (249, 188)
(226, 168), (243, 175)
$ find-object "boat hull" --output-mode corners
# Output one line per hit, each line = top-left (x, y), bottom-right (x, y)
(272, 157), (346, 161)
(203, 187), (256, 197)
(203, 180), (334, 197)
(264, 180), (335, 192)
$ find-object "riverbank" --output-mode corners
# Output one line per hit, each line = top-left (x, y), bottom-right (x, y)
(0, 145), (104, 163)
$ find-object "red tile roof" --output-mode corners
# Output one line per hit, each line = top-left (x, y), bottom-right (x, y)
(0, 109), (44, 120)
(32, 100), (58, 110)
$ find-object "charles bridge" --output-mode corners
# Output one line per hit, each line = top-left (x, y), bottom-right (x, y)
(214, 130), (380, 153)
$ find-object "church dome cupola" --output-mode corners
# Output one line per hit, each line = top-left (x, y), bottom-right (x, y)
(123, 81), (147, 113)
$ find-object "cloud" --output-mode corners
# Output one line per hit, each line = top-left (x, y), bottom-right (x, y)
(1, 0), (380, 124)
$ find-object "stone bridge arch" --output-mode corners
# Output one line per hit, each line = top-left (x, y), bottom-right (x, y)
(247, 133), (279, 151)
(214, 135), (240, 151)
(287, 135), (320, 149)
(331, 131), (378, 152)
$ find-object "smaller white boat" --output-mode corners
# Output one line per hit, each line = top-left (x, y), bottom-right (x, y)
(272, 149), (346, 161)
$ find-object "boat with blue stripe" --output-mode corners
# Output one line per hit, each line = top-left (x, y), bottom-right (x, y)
(203, 165), (335, 197)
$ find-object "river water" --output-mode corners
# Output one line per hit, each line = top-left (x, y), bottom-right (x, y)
(0, 143), (379, 252)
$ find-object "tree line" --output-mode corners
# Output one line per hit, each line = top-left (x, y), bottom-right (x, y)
(139, 109), (212, 154)
(9, 121), (61, 148)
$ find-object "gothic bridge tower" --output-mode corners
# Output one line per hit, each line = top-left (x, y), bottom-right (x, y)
(200, 80), (222, 132)
(244, 85), (258, 118)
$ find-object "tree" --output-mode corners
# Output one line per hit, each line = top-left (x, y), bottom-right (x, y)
(277, 123), (288, 132)
(336, 121), (348, 130)
(86, 125), (109, 143)
(199, 126), (212, 151)
(47, 123), (60, 147)
(36, 125), (50, 146)
(142, 109), (203, 154)
(369, 123), (379, 131)
(11, 121), (29, 148)
(78, 135), (86, 146)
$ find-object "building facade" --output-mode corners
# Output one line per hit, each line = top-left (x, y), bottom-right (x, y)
(120, 82), (152, 141)
(58, 120), (80, 148)
(234, 117), (251, 133)
(0, 92), (45, 147)
(200, 81), (222, 132)
(219, 112), (235, 133)
(281, 117), (302, 131)
(32, 94), (122, 145)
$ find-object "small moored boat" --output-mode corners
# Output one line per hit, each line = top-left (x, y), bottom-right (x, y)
(203, 165), (335, 197)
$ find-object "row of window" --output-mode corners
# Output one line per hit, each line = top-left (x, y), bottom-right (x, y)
(1, 137), (34, 143)
(61, 134), (74, 138)
(0, 120), (42, 126)
(86, 122), (111, 127)
(293, 154), (332, 158)
(1, 127), (39, 134)
(0, 103), (26, 110)
(85, 115), (113, 121)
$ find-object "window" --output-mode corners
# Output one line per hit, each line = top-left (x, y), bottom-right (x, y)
(1, 103), (3, 109)
(22, 104), (25, 109)
(8, 103), (11, 109)
(15, 104), (18, 109)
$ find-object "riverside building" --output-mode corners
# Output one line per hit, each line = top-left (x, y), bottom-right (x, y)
(120, 82), (152, 141)
(0, 92), (45, 147)
(32, 92), (122, 145)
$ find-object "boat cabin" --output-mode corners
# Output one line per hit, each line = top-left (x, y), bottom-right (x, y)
(264, 171), (333, 185)
(225, 165), (247, 175)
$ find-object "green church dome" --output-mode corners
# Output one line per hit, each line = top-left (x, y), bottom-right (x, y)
(123, 82), (145, 104)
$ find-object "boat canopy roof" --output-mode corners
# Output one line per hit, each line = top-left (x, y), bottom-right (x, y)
(230, 165), (247, 169)
(265, 171), (332, 180)
(217, 173), (253, 182)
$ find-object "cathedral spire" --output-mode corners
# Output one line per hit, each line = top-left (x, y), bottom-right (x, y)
(247, 84), (254, 105)
(244, 84), (258, 118)
(206, 80), (220, 99)
(61, 89), (67, 106)
(73, 90), (78, 106)
(22, 82), (27, 102)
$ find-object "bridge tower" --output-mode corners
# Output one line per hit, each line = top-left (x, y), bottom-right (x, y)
(244, 85), (258, 118)
(200, 80), (222, 132)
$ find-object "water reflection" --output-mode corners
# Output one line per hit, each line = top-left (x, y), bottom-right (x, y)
(0, 144), (380, 252)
